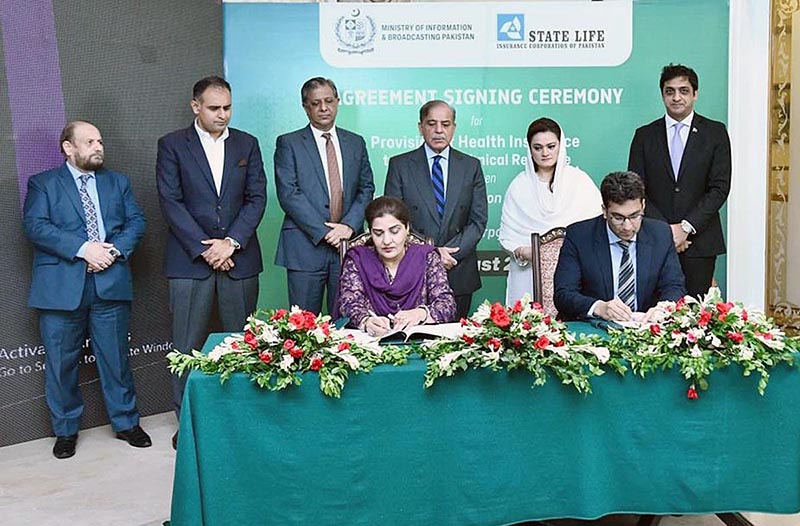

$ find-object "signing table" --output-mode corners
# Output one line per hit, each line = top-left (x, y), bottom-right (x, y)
(171, 324), (800, 526)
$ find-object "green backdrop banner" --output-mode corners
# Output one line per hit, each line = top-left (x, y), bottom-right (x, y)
(224, 0), (729, 312)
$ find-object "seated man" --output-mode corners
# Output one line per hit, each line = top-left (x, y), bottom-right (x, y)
(337, 196), (457, 337)
(553, 171), (686, 322)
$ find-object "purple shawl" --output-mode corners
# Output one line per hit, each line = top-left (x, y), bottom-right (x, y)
(346, 243), (436, 316)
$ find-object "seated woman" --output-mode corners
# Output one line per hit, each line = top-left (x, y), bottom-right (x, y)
(337, 196), (457, 337)
(499, 117), (602, 306)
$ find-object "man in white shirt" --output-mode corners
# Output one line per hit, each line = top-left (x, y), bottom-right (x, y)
(274, 77), (375, 315)
(628, 63), (731, 297)
(156, 76), (267, 446)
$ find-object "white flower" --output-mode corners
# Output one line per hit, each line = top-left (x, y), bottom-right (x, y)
(586, 346), (609, 364)
(310, 326), (328, 344)
(259, 325), (281, 345)
(473, 303), (491, 323)
(437, 350), (467, 370)
(710, 335), (722, 347)
(279, 354), (295, 371)
(739, 348), (754, 360)
(553, 346), (570, 360)
(338, 352), (361, 370)
(690, 345), (702, 358)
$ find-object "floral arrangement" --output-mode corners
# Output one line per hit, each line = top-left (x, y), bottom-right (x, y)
(167, 307), (401, 398)
(609, 288), (797, 397)
(419, 296), (624, 393)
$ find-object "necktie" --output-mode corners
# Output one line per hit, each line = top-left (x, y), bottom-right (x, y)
(617, 240), (635, 310)
(670, 122), (685, 180)
(79, 174), (101, 242)
(431, 155), (445, 218)
(322, 133), (342, 223)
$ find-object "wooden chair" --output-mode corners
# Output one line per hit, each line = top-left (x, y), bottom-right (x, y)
(530, 227), (567, 317)
(339, 231), (432, 264)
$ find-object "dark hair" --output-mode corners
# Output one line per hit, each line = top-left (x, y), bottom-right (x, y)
(660, 63), (698, 92)
(600, 171), (646, 207)
(59, 120), (94, 155)
(192, 76), (231, 100)
(419, 100), (456, 123)
(365, 196), (411, 228)
(526, 117), (562, 190)
(301, 77), (339, 105)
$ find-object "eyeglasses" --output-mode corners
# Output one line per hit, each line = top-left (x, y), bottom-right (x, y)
(607, 211), (645, 226)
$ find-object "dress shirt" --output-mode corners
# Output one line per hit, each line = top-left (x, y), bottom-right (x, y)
(67, 161), (106, 258)
(588, 224), (638, 316)
(664, 112), (697, 233)
(194, 119), (229, 195)
(424, 143), (450, 190)
(310, 124), (343, 199)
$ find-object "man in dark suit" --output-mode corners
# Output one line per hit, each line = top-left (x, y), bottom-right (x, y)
(23, 121), (150, 458)
(157, 76), (266, 441)
(385, 100), (488, 319)
(554, 171), (685, 322)
(628, 63), (731, 298)
(274, 77), (375, 314)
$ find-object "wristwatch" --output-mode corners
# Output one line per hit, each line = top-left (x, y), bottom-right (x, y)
(225, 237), (241, 250)
(680, 220), (694, 235)
(108, 247), (121, 260)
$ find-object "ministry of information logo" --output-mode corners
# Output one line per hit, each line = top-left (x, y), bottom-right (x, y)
(497, 14), (524, 41)
(335, 9), (376, 55)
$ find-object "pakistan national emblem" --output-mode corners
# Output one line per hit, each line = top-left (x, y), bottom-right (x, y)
(335, 9), (376, 54)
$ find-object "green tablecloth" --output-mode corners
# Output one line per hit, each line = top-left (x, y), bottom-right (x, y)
(171, 323), (800, 526)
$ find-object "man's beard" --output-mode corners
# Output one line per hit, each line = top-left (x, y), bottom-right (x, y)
(74, 152), (104, 171)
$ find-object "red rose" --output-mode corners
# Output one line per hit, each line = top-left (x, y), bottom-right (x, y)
(244, 330), (258, 349)
(283, 339), (295, 350)
(460, 318), (469, 326)
(231, 341), (240, 350)
(270, 309), (288, 321)
(462, 334), (475, 345)
(487, 337), (502, 351)
(676, 298), (686, 311)
(512, 338), (522, 347)
(543, 316), (552, 326)
(716, 302), (734, 315)
(258, 351), (272, 364)
(289, 347), (304, 359)
(535, 335), (550, 350)
(649, 324), (661, 336)
(490, 303), (511, 328)
(758, 332), (773, 340)
(512, 300), (523, 313)
(531, 302), (544, 312)
(698, 310), (712, 327)
(742, 309), (748, 321)
(303, 311), (317, 329)
(687, 385), (699, 400)
(310, 357), (323, 371)
(726, 331), (744, 343)
(522, 320), (532, 331)
(471, 320), (482, 327)
(554, 340), (565, 348)
(337, 341), (351, 352)
(288, 312), (306, 329)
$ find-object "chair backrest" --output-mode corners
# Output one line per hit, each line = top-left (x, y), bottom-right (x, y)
(531, 227), (567, 317)
(339, 231), (433, 264)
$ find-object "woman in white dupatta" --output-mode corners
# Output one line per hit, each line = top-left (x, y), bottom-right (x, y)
(499, 118), (602, 305)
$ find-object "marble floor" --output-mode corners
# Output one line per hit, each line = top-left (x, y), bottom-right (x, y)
(0, 412), (797, 526)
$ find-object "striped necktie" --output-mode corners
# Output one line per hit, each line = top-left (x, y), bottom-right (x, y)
(431, 155), (445, 218)
(617, 240), (635, 310)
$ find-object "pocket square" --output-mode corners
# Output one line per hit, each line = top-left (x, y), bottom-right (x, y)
(237, 158), (248, 167)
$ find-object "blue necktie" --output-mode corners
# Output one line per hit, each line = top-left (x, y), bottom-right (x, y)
(431, 155), (445, 218)
(79, 174), (101, 242)
(670, 122), (685, 180)
(617, 240), (636, 310)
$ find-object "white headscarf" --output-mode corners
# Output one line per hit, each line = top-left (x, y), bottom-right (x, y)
(499, 128), (602, 253)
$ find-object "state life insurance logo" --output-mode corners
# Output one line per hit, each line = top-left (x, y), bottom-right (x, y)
(335, 9), (376, 55)
(497, 14), (524, 41)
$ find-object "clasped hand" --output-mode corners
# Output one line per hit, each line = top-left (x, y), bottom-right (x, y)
(324, 222), (353, 247)
(84, 242), (116, 273)
(595, 298), (667, 323)
(437, 246), (459, 270)
(201, 238), (235, 271)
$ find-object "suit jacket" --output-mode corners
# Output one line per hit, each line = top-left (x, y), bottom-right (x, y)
(553, 216), (686, 320)
(274, 125), (375, 271)
(385, 145), (488, 296)
(628, 113), (731, 257)
(156, 125), (267, 279)
(23, 164), (146, 311)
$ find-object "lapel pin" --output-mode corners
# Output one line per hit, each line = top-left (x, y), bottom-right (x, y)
(692, 127), (698, 133)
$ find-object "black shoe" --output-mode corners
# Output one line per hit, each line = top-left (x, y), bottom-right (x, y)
(115, 425), (152, 448)
(53, 434), (77, 459)
(171, 431), (178, 450)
